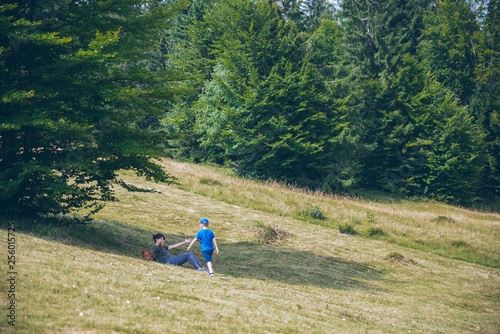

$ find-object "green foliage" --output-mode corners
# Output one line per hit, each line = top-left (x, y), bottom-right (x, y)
(335, 0), (434, 196)
(420, 0), (479, 104)
(168, 0), (351, 189)
(469, 0), (500, 199)
(350, 56), (485, 204)
(199, 178), (224, 186)
(153, 0), (215, 62)
(335, 0), (488, 204)
(307, 204), (326, 220)
(276, 0), (336, 32)
(159, 0), (497, 204)
(338, 0), (429, 78)
(388, 58), (486, 204)
(5, 0), (494, 211)
(338, 223), (357, 235)
(307, 19), (343, 78)
(0, 0), (188, 216)
(418, 0), (499, 200)
(366, 227), (386, 237)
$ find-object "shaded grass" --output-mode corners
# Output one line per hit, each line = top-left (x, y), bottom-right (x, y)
(4, 215), (121, 251)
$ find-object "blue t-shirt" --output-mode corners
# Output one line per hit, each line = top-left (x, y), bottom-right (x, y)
(196, 229), (215, 252)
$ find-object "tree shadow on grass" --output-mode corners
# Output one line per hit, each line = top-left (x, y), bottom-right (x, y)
(2, 214), (177, 257)
(4, 215), (392, 291)
(214, 242), (391, 291)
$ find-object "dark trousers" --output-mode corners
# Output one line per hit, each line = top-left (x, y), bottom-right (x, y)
(166, 252), (202, 269)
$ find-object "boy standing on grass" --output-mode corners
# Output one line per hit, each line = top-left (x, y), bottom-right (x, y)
(187, 217), (219, 277)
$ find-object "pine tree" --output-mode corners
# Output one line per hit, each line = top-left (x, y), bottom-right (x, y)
(276, 0), (335, 32)
(386, 56), (485, 203)
(170, 0), (350, 188)
(470, 0), (500, 199)
(420, 0), (480, 105)
(0, 0), (187, 216)
(337, 0), (430, 190)
(336, 0), (486, 203)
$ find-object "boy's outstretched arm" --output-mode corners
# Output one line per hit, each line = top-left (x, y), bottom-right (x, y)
(187, 238), (198, 251)
(213, 237), (219, 254)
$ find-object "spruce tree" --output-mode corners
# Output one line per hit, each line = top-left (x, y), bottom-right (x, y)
(420, 0), (479, 105)
(169, 0), (350, 188)
(276, 0), (335, 32)
(336, 0), (485, 203)
(0, 0), (187, 216)
(470, 0), (500, 199)
(337, 0), (430, 191)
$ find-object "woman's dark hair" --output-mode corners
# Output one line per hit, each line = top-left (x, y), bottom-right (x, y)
(153, 233), (165, 241)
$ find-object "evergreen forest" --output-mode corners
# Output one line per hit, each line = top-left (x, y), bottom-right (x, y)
(1, 0), (499, 216)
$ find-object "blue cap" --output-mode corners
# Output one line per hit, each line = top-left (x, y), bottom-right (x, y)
(200, 218), (209, 225)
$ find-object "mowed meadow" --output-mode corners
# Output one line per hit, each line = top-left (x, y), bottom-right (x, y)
(1, 158), (499, 333)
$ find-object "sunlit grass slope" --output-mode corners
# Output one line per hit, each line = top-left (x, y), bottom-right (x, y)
(159, 159), (499, 268)
(1, 158), (499, 333)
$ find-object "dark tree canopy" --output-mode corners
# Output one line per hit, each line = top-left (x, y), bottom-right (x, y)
(158, 0), (498, 205)
(0, 0), (188, 216)
(166, 0), (354, 189)
(1, 0), (498, 213)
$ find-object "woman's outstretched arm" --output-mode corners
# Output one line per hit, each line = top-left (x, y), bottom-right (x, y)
(167, 238), (191, 251)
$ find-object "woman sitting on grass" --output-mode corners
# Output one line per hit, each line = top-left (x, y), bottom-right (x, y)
(152, 233), (208, 272)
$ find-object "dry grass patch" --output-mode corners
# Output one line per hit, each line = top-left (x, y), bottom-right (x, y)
(256, 223), (293, 244)
(384, 252), (413, 264)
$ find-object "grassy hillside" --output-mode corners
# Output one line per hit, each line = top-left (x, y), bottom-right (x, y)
(1, 158), (499, 333)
